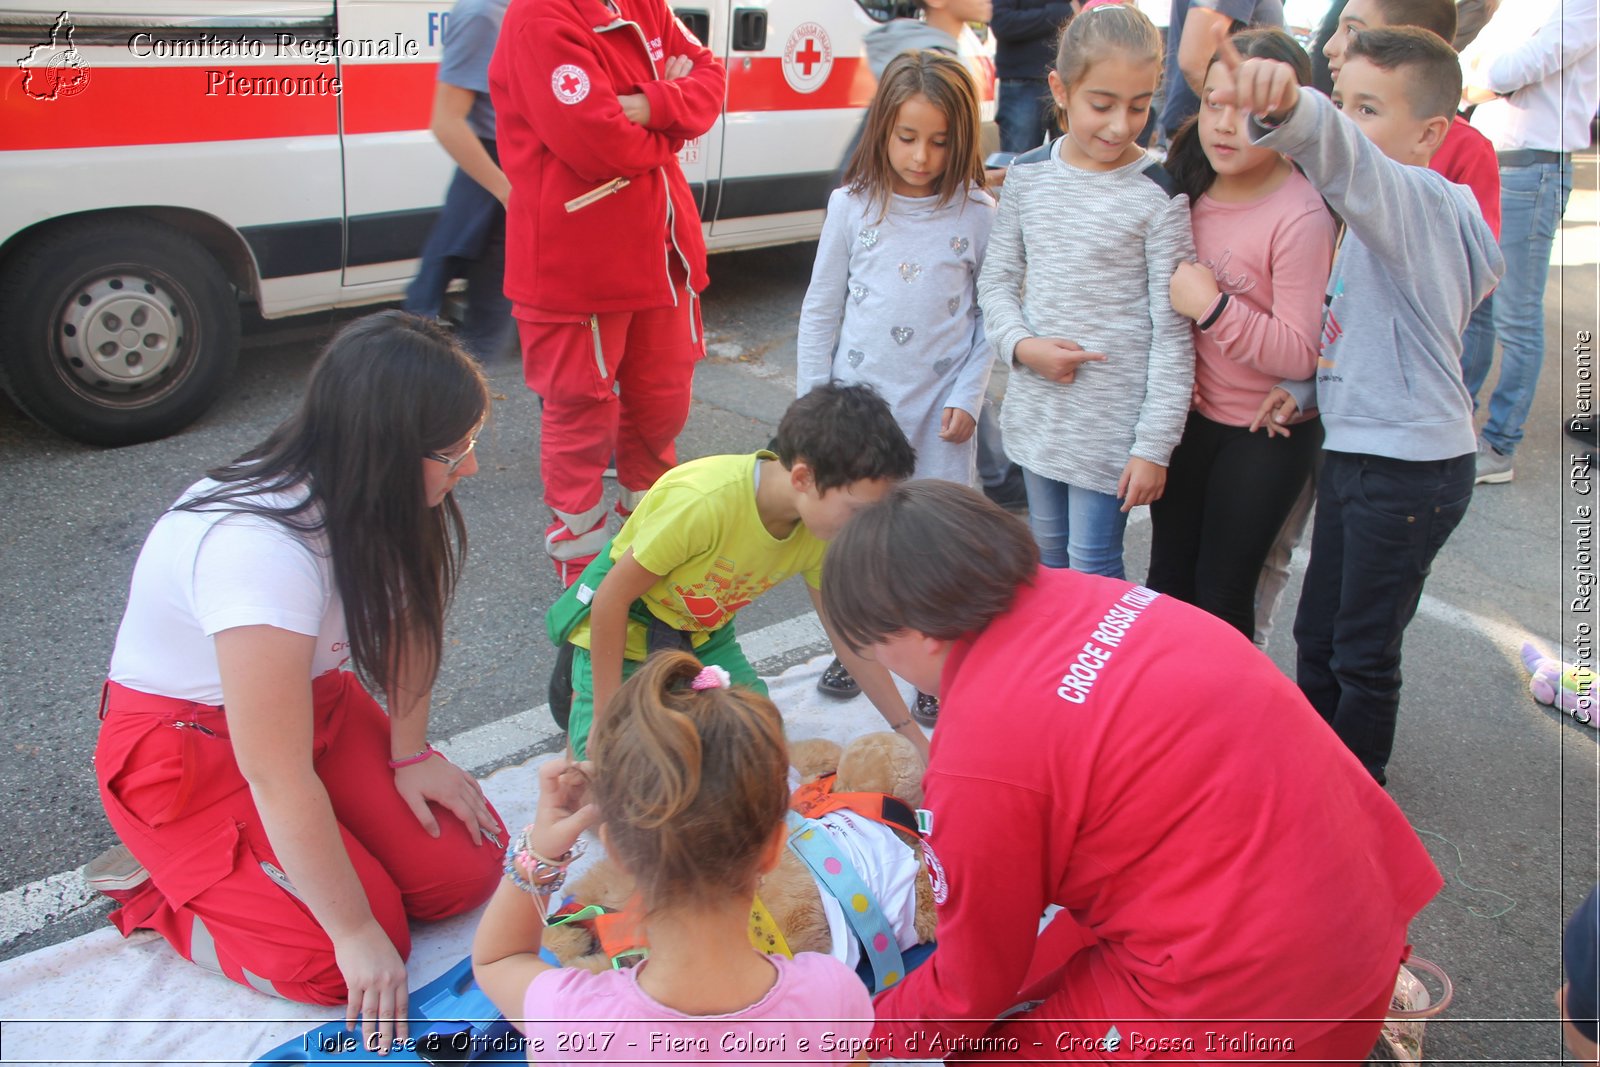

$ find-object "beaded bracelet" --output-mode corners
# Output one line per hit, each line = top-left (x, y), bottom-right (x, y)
(502, 845), (566, 897)
(516, 824), (586, 868)
(502, 827), (587, 897)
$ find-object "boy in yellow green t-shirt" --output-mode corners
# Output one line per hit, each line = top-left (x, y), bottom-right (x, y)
(546, 384), (923, 760)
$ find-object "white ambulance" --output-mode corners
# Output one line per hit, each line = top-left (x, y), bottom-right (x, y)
(0, 0), (994, 445)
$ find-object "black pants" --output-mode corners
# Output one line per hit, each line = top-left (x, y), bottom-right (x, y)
(1148, 411), (1323, 637)
(1293, 449), (1474, 782)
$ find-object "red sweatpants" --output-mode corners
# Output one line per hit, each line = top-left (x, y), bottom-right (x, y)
(516, 293), (702, 521)
(953, 912), (1393, 1064)
(94, 672), (505, 1005)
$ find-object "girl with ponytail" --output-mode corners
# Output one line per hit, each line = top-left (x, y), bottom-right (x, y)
(472, 651), (874, 1063)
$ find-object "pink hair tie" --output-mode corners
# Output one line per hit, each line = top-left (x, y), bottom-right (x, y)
(690, 665), (732, 691)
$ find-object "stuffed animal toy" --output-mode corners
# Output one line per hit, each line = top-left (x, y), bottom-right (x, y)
(1521, 642), (1597, 728)
(544, 731), (936, 986)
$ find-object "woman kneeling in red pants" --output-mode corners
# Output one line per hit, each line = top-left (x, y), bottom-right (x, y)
(90, 311), (505, 1050)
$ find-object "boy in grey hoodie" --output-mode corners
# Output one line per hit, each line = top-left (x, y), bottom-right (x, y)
(1224, 27), (1504, 784)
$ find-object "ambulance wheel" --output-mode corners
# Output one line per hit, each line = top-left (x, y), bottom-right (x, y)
(0, 218), (240, 446)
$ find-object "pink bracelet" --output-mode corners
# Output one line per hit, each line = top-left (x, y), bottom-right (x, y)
(388, 745), (441, 770)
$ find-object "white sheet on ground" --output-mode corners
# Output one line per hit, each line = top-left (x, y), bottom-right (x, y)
(0, 655), (920, 1067)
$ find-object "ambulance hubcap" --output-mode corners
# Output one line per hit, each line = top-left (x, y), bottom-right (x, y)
(60, 275), (184, 391)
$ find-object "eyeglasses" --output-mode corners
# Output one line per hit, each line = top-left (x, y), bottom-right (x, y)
(425, 435), (477, 475)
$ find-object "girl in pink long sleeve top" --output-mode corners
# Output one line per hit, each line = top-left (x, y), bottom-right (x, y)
(1146, 28), (1336, 637)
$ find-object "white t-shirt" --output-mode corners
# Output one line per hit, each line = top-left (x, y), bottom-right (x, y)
(108, 480), (349, 704)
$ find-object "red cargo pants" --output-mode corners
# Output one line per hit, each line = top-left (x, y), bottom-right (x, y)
(94, 670), (505, 1005)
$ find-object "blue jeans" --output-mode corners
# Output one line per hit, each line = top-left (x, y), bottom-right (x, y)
(975, 394), (1012, 488)
(1021, 469), (1130, 578)
(996, 78), (1057, 153)
(1459, 153), (1573, 456)
(404, 230), (513, 362)
(1293, 450), (1474, 783)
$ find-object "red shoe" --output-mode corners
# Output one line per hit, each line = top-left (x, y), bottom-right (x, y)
(82, 843), (150, 907)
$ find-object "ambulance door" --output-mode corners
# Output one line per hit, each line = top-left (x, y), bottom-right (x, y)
(705, 0), (877, 249)
(335, 0), (453, 291)
(670, 5), (718, 217)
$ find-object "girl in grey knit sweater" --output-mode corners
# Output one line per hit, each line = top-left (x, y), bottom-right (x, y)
(977, 5), (1196, 578)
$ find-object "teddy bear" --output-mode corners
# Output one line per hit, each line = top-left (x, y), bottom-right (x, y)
(1521, 642), (1597, 728)
(543, 731), (936, 982)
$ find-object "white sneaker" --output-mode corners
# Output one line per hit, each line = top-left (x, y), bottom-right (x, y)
(1474, 436), (1513, 485)
(82, 843), (149, 904)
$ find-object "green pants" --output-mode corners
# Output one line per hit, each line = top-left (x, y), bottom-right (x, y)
(567, 621), (767, 760)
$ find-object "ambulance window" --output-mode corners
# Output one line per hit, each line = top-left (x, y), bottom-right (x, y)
(855, 0), (923, 22)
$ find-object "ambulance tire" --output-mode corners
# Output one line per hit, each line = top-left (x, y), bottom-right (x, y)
(0, 218), (240, 447)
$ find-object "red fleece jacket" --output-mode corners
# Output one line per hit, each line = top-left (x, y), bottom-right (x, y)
(872, 569), (1442, 1054)
(489, 0), (723, 313)
(1432, 116), (1502, 240)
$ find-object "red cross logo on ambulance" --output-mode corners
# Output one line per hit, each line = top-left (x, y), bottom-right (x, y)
(551, 63), (590, 105)
(782, 22), (833, 95)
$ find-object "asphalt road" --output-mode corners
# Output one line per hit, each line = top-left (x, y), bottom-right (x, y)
(2, 174), (1597, 1062)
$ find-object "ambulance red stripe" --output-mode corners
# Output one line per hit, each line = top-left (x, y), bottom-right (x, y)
(3, 52), (990, 152)
(2, 67), (339, 150)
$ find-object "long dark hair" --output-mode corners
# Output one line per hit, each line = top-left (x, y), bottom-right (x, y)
(177, 310), (490, 699)
(1164, 28), (1312, 204)
(844, 50), (987, 221)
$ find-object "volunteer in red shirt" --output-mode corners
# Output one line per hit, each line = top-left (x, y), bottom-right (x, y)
(489, 0), (725, 586)
(822, 481), (1442, 1063)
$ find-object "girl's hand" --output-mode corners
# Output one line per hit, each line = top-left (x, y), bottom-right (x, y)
(1015, 337), (1108, 384)
(394, 754), (500, 845)
(662, 55), (693, 81)
(939, 407), (977, 443)
(1249, 387), (1300, 438)
(1117, 457), (1167, 513)
(334, 921), (410, 1056)
(527, 757), (601, 862)
(1170, 262), (1222, 322)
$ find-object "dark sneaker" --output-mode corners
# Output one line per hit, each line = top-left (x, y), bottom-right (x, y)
(817, 657), (861, 698)
(912, 691), (939, 728)
(983, 465), (1028, 512)
(1474, 436), (1513, 485)
(548, 641), (575, 732)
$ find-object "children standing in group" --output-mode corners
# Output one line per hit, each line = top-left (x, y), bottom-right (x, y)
(1145, 29), (1335, 638)
(799, 50), (995, 488)
(977, 4), (1195, 580)
(472, 652), (874, 1063)
(1226, 27), (1503, 784)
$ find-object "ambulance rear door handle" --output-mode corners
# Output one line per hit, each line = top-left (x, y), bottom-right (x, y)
(732, 8), (766, 52)
(673, 8), (710, 47)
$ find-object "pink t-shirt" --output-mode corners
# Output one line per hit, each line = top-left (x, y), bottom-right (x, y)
(519, 952), (875, 1064)
(1189, 167), (1337, 428)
